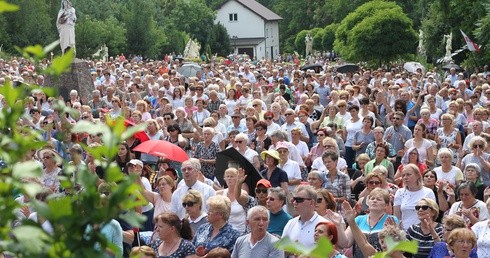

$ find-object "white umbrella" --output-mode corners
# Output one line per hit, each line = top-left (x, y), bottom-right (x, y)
(403, 62), (425, 74)
(178, 63), (203, 78)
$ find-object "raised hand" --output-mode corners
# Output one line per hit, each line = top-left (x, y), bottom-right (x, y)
(342, 201), (356, 223)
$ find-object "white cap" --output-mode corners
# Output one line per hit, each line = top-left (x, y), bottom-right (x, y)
(128, 159), (143, 167)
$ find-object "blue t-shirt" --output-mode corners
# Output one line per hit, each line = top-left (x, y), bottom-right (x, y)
(428, 241), (477, 258)
(268, 209), (292, 236)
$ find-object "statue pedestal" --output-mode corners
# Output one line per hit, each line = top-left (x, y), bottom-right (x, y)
(44, 58), (94, 101)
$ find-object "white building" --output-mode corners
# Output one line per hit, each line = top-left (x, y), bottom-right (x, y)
(215, 0), (282, 60)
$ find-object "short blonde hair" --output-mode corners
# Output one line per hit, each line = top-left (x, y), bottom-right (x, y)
(182, 189), (203, 209)
(207, 195), (231, 221)
(447, 228), (477, 249)
(418, 198), (440, 221)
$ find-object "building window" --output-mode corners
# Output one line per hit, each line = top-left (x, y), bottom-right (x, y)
(229, 13), (237, 22)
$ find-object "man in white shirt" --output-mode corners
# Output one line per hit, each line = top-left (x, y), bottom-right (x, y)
(171, 158), (216, 219)
(280, 109), (309, 142)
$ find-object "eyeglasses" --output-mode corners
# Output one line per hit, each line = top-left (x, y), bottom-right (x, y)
(256, 128), (265, 131)
(415, 205), (430, 211)
(338, 105), (346, 108)
(182, 201), (196, 208)
(454, 240), (473, 245)
(424, 174), (435, 178)
(264, 117), (273, 120)
(284, 113), (294, 116)
(253, 104), (259, 107)
(266, 197), (275, 201)
(395, 106), (403, 109)
(293, 197), (312, 203)
(196, 88), (203, 91)
(163, 117), (172, 120)
(368, 181), (381, 185)
(393, 117), (402, 120)
(323, 145), (335, 149)
(316, 198), (323, 203)
(235, 140), (243, 144)
(42, 156), (52, 160)
(232, 116), (240, 119)
(473, 144), (484, 149)
(255, 188), (268, 194)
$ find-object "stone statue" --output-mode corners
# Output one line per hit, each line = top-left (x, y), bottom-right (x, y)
(305, 33), (313, 57)
(56, 0), (76, 55)
(444, 32), (452, 59)
(92, 44), (108, 62)
(183, 39), (201, 59)
(417, 29), (426, 56)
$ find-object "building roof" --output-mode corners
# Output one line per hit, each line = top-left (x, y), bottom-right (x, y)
(222, 0), (282, 21)
(232, 37), (265, 46)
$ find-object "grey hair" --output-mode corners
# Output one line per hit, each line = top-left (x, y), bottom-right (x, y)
(246, 205), (269, 220)
(270, 130), (287, 141)
(437, 148), (454, 161)
(183, 158), (201, 171)
(268, 187), (287, 205)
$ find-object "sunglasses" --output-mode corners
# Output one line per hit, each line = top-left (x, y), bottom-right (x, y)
(255, 128), (265, 131)
(163, 117), (172, 120)
(474, 144), (484, 149)
(266, 197), (276, 201)
(393, 117), (402, 120)
(196, 88), (203, 91)
(316, 134), (325, 137)
(293, 197), (312, 203)
(284, 113), (294, 116)
(316, 198), (323, 203)
(232, 116), (240, 119)
(255, 188), (268, 194)
(415, 205), (430, 211)
(253, 104), (259, 107)
(264, 117), (273, 120)
(368, 181), (381, 185)
(338, 105), (346, 108)
(182, 201), (196, 208)
(235, 140), (243, 144)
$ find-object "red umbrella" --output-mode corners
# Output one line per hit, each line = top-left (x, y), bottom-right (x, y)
(133, 140), (189, 163)
(124, 119), (150, 142)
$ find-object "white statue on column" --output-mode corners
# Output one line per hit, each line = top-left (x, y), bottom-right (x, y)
(56, 0), (76, 55)
(444, 32), (453, 59)
(305, 33), (313, 57)
(417, 29), (426, 57)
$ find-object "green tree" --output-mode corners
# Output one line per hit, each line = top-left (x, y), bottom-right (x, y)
(208, 23), (231, 57)
(421, 0), (486, 64)
(75, 16), (127, 58)
(322, 23), (339, 51)
(334, 0), (417, 65)
(3, 0), (56, 52)
(124, 0), (158, 57)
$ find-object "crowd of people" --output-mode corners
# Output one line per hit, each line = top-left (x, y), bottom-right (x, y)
(3, 54), (490, 258)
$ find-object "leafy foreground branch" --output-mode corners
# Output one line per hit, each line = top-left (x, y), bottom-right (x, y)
(0, 41), (146, 257)
(276, 235), (418, 258)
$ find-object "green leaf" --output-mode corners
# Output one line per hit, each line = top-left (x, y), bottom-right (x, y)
(24, 45), (45, 59)
(385, 236), (418, 254)
(44, 40), (60, 55)
(0, 81), (20, 107)
(21, 182), (44, 197)
(106, 163), (124, 182)
(119, 211), (146, 228)
(44, 49), (74, 76)
(275, 237), (312, 255)
(0, 1), (20, 13)
(12, 161), (42, 179)
(11, 225), (50, 253)
(309, 237), (334, 258)
(47, 197), (73, 219)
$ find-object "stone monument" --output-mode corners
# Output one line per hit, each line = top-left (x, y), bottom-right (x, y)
(44, 59), (94, 101)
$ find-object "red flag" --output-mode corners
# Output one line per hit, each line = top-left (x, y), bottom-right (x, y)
(460, 30), (480, 52)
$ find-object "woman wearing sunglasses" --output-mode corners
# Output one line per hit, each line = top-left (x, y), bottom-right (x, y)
(459, 136), (490, 186)
(406, 198), (443, 258)
(182, 190), (206, 237)
(354, 173), (386, 216)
